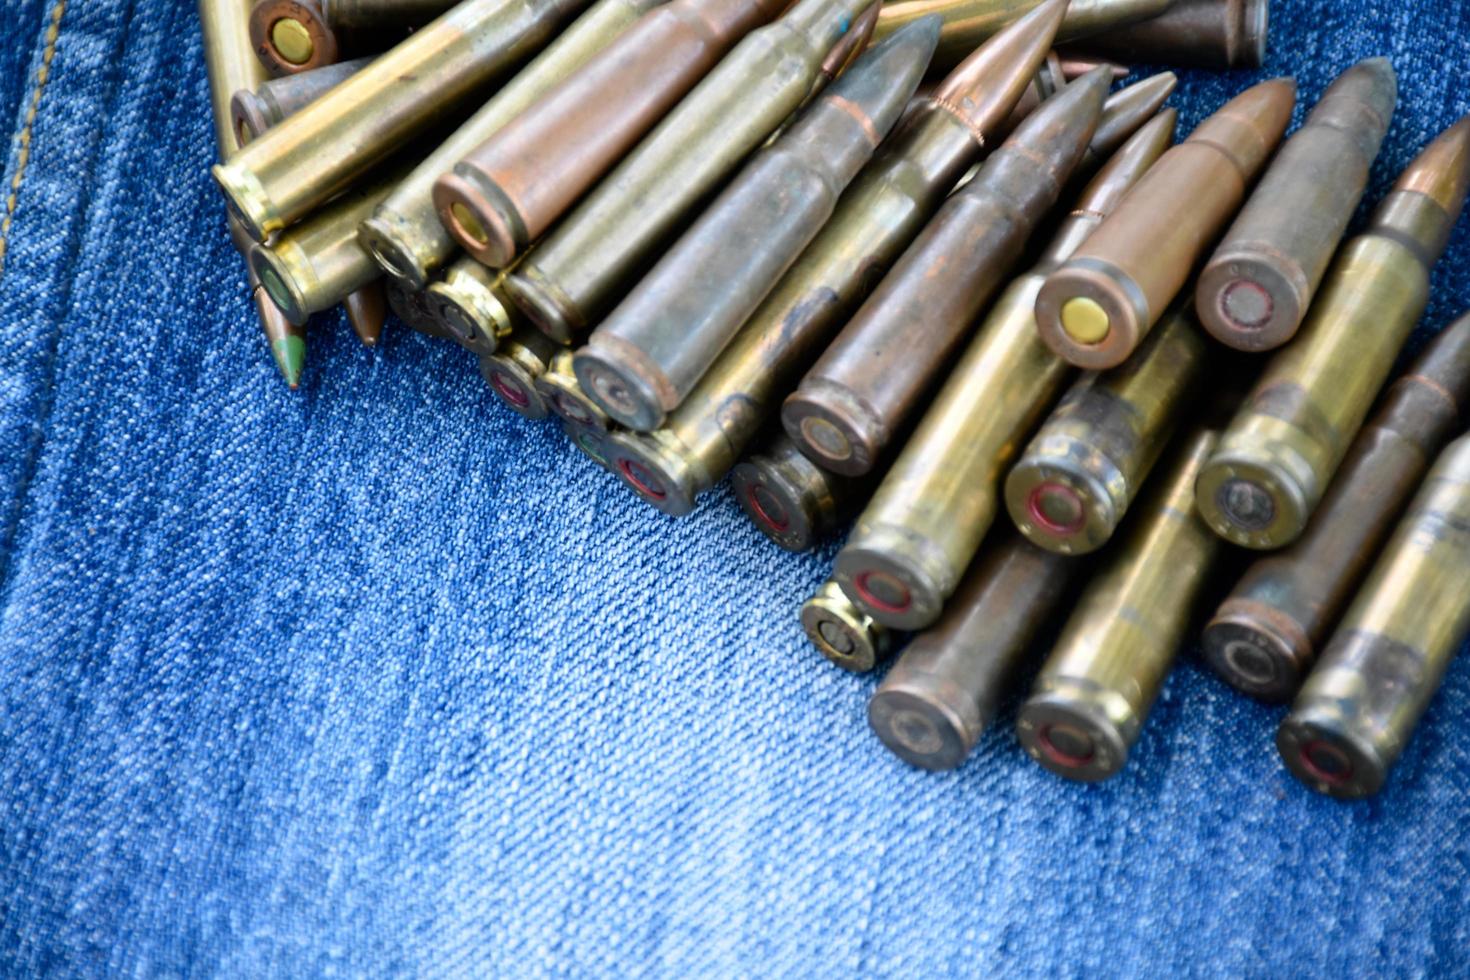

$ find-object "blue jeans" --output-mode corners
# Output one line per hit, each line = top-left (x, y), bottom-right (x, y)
(2, 0), (1468, 974)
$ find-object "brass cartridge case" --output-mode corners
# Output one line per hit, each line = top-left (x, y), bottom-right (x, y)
(216, 0), (591, 242)
(801, 580), (895, 672)
(1279, 435), (1470, 798)
(1017, 428), (1224, 782)
(598, 0), (1068, 516)
(480, 329), (559, 418)
(360, 0), (664, 289)
(1204, 314), (1470, 701)
(1196, 116), (1470, 550)
(1006, 299), (1209, 555)
(728, 434), (872, 552)
(572, 20), (938, 433)
(869, 535), (1082, 769)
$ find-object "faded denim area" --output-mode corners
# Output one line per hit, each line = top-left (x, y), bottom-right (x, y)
(2, 0), (1469, 975)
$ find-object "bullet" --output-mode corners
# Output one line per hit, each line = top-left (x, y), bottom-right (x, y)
(728, 434), (871, 552)
(434, 0), (789, 275)
(360, 0), (662, 290)
(564, 421), (615, 469)
(538, 351), (613, 432)
(250, 164), (407, 325)
(248, 1), (452, 75)
(1035, 77), (1295, 370)
(574, 21), (938, 433)
(598, 1), (1069, 517)
(342, 279), (388, 346)
(1198, 60), (1398, 352)
(504, 0), (883, 343)
(830, 105), (1170, 630)
(1203, 315), (1470, 702)
(386, 276), (453, 339)
(868, 535), (1082, 769)
(479, 329), (559, 418)
(783, 67), (1111, 479)
(1063, 0), (1269, 71)
(202, 0), (310, 388)
(1278, 434), (1470, 799)
(1196, 117), (1470, 550)
(811, 0), (880, 92)
(230, 57), (372, 145)
(1006, 298), (1210, 556)
(216, 0), (591, 242)
(801, 580), (894, 672)
(423, 257), (521, 355)
(1017, 428), (1224, 782)
(874, 0), (1172, 72)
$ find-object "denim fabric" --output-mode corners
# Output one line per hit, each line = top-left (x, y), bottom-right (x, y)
(2, 0), (1469, 975)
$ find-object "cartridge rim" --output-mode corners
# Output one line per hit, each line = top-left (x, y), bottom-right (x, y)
(249, 242), (312, 326)
(781, 387), (881, 477)
(1016, 692), (1129, 782)
(434, 170), (523, 270)
(359, 216), (432, 291)
(868, 686), (973, 771)
(801, 592), (885, 673)
(213, 162), (281, 244)
(573, 342), (669, 432)
(427, 278), (516, 356)
(248, 0), (338, 75)
(605, 433), (698, 517)
(478, 354), (550, 419)
(228, 90), (272, 149)
(1277, 711), (1386, 799)
(1201, 603), (1310, 702)
(538, 374), (610, 433)
(1196, 252), (1308, 352)
(833, 537), (946, 631)
(730, 459), (820, 552)
(1035, 257), (1150, 370)
(1005, 453), (1120, 555)
(1195, 450), (1311, 549)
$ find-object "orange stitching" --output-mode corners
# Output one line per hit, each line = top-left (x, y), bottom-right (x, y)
(0, 0), (68, 276)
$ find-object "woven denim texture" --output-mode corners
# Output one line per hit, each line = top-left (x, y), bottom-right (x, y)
(2, 0), (1469, 975)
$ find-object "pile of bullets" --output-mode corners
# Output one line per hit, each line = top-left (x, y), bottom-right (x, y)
(203, 0), (1470, 799)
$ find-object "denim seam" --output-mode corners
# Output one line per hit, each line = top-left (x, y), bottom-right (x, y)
(0, 0), (67, 278)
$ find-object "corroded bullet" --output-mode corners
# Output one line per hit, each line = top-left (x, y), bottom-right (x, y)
(360, 0), (661, 290)
(250, 165), (407, 325)
(1198, 60), (1398, 352)
(599, 1), (1068, 517)
(230, 57), (372, 145)
(1017, 428), (1224, 782)
(1203, 315), (1470, 702)
(1006, 299), (1210, 556)
(480, 329), (559, 418)
(574, 21), (939, 433)
(538, 351), (613, 432)
(1035, 77), (1295, 370)
(504, 0), (883, 343)
(1063, 0), (1269, 71)
(342, 279), (388, 346)
(202, 0), (310, 388)
(425, 257), (521, 355)
(249, 0), (452, 74)
(1278, 434), (1470, 799)
(1196, 117), (1470, 550)
(801, 580), (894, 672)
(386, 276), (452, 338)
(875, 0), (1172, 72)
(216, 0), (591, 242)
(869, 535), (1082, 769)
(434, 0), (788, 274)
(830, 106), (1170, 630)
(728, 435), (871, 552)
(783, 67), (1111, 478)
